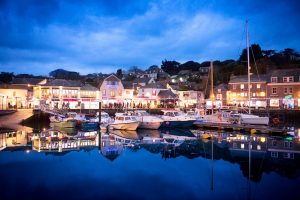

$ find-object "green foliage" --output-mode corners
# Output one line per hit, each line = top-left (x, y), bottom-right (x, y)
(0, 72), (14, 83)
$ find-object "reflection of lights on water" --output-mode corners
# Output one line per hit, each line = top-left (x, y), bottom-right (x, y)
(26, 150), (30, 154)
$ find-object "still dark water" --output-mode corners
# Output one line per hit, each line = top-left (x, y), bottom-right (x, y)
(0, 125), (300, 200)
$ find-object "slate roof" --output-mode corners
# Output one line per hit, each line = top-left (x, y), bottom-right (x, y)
(11, 77), (45, 85)
(43, 79), (82, 87)
(80, 84), (98, 91)
(0, 84), (29, 90)
(157, 89), (177, 99)
(267, 68), (300, 82)
(229, 75), (267, 83)
(122, 81), (134, 89)
(141, 82), (167, 89)
(105, 74), (120, 82)
(133, 77), (152, 84)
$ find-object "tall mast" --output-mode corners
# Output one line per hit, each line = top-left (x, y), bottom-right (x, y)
(246, 20), (251, 114)
(210, 61), (214, 113)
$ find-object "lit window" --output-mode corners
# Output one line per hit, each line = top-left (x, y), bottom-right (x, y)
(110, 91), (115, 97)
(253, 93), (256, 97)
(241, 84), (244, 89)
(257, 84), (261, 89)
(241, 143), (245, 149)
(241, 93), (244, 97)
(257, 145), (261, 150)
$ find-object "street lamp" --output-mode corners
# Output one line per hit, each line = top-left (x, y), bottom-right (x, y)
(0, 95), (4, 110)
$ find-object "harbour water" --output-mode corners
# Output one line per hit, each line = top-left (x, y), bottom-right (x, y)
(0, 120), (299, 200)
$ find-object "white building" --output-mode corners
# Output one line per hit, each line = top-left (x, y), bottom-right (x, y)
(99, 75), (124, 107)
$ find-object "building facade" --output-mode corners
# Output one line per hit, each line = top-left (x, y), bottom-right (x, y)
(227, 75), (267, 108)
(267, 69), (300, 108)
(33, 79), (99, 109)
(99, 75), (124, 107)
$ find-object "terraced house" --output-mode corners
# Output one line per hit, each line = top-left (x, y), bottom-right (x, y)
(227, 75), (267, 108)
(267, 69), (300, 108)
(33, 79), (99, 109)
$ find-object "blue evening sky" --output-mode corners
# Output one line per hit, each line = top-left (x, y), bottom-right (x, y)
(0, 0), (299, 75)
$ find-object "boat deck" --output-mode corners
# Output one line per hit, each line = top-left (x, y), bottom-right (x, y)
(194, 121), (285, 134)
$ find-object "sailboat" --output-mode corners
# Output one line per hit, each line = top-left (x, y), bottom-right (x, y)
(234, 20), (269, 126)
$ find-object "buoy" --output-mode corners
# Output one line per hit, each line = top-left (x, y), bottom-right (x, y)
(250, 129), (256, 134)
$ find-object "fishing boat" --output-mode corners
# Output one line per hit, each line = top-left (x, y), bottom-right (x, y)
(109, 113), (140, 131)
(160, 110), (196, 128)
(132, 110), (163, 129)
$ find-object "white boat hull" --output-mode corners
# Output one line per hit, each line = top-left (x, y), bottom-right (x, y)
(109, 122), (140, 131)
(139, 121), (162, 129)
(240, 116), (269, 125)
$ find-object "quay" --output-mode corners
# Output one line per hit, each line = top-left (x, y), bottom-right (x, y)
(194, 121), (285, 134)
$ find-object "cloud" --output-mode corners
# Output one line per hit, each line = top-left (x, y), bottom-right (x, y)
(0, 0), (299, 75)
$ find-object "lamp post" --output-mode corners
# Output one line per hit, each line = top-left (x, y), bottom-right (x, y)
(0, 95), (4, 110)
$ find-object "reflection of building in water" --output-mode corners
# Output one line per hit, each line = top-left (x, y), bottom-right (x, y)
(0, 133), (5, 150)
(32, 130), (99, 152)
(99, 133), (124, 161)
(228, 134), (267, 153)
(267, 136), (300, 160)
(0, 131), (29, 151)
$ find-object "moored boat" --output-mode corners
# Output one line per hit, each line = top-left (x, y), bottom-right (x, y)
(160, 110), (196, 128)
(132, 110), (163, 129)
(109, 113), (140, 131)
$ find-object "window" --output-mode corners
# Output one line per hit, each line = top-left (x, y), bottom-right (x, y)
(272, 87), (277, 94)
(250, 84), (252, 89)
(233, 84), (236, 90)
(271, 77), (278, 83)
(241, 93), (244, 97)
(289, 87), (293, 94)
(217, 89), (221, 93)
(284, 141), (292, 148)
(257, 145), (261, 150)
(233, 143), (237, 149)
(257, 84), (261, 89)
(271, 152), (278, 158)
(283, 152), (294, 159)
(253, 93), (256, 97)
(241, 84), (244, 89)
(102, 89), (106, 96)
(241, 143), (245, 149)
(272, 140), (277, 147)
(284, 87), (288, 94)
(110, 91), (115, 97)
(283, 76), (294, 82)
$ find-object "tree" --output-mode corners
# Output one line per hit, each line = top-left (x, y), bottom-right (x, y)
(161, 60), (180, 75)
(179, 61), (201, 71)
(116, 69), (123, 79)
(239, 44), (263, 63)
(0, 72), (14, 83)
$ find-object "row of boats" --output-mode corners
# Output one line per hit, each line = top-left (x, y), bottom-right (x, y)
(49, 109), (270, 131)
